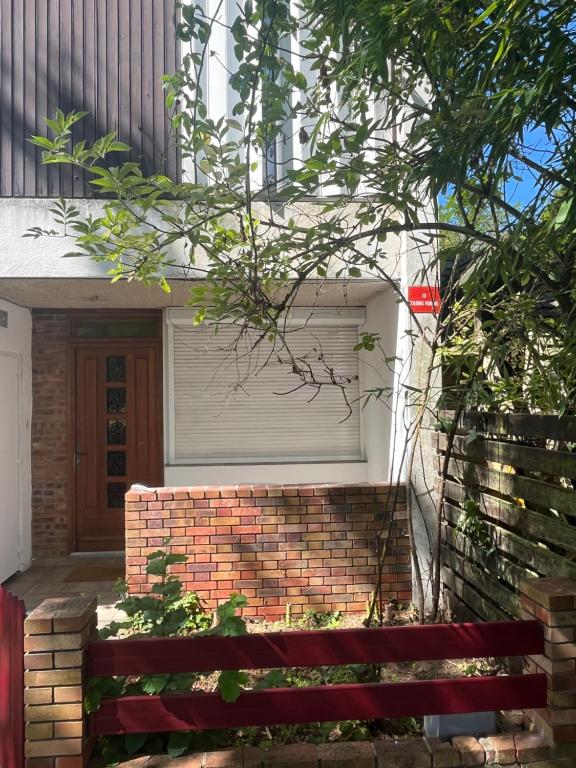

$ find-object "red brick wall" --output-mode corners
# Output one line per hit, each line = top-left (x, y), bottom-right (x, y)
(125, 484), (410, 618)
(31, 311), (69, 558)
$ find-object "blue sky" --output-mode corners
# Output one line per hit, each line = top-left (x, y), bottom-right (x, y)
(505, 125), (552, 209)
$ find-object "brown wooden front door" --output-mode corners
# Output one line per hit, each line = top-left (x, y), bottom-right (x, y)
(74, 343), (162, 551)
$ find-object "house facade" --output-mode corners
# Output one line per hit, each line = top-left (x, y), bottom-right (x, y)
(0, 2), (433, 581)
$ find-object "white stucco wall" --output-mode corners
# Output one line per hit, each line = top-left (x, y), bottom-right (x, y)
(0, 199), (113, 278)
(0, 299), (32, 578)
(404, 209), (441, 610)
(0, 197), (402, 281)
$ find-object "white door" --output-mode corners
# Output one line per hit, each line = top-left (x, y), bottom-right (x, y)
(0, 355), (21, 582)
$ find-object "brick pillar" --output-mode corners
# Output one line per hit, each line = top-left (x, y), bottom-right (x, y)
(520, 577), (576, 753)
(24, 596), (97, 768)
(31, 310), (69, 558)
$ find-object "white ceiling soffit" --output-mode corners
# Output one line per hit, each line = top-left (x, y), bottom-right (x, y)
(0, 278), (393, 309)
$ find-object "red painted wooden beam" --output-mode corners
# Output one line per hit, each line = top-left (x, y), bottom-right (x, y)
(91, 673), (548, 735)
(87, 621), (544, 677)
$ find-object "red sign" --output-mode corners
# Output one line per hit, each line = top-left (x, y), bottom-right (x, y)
(408, 285), (441, 314)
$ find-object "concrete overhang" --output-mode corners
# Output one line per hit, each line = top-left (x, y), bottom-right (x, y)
(0, 277), (394, 310)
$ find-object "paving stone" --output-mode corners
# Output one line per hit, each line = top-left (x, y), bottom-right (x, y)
(451, 737), (485, 767)
(513, 732), (552, 764)
(261, 743), (318, 768)
(480, 734), (516, 765)
(105, 758), (150, 768)
(317, 741), (375, 767)
(374, 739), (431, 767)
(424, 738), (461, 767)
(203, 749), (244, 767)
(478, 738), (495, 765)
(146, 756), (203, 768)
(521, 760), (576, 768)
(242, 747), (265, 768)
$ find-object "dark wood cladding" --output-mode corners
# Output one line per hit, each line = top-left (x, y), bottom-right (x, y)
(0, 0), (180, 197)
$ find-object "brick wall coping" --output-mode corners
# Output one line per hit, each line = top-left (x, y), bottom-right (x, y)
(125, 482), (404, 502)
(93, 732), (568, 767)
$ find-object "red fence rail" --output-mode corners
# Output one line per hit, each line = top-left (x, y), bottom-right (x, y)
(88, 620), (547, 736)
(0, 587), (25, 768)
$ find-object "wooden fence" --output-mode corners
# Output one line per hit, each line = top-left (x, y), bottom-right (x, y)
(439, 412), (576, 622)
(87, 621), (546, 735)
(0, 586), (25, 768)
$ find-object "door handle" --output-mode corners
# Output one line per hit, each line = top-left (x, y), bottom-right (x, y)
(75, 449), (87, 467)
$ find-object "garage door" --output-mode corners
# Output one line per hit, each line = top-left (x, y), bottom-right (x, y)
(0, 354), (21, 583)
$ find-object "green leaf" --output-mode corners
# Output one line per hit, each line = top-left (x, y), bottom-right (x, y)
(141, 675), (171, 695)
(167, 731), (193, 758)
(165, 553), (188, 566)
(146, 556), (168, 576)
(257, 669), (287, 689)
(554, 198), (573, 229)
(28, 135), (54, 150)
(44, 117), (61, 134)
(83, 688), (102, 714)
(464, 428), (479, 445)
(468, 1), (500, 28)
(293, 71), (307, 90)
(193, 308), (206, 326)
(218, 670), (249, 703)
(124, 733), (147, 755)
(108, 141), (131, 152)
(493, 33), (508, 65)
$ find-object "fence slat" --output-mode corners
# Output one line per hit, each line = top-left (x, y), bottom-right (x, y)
(87, 621), (544, 676)
(443, 479), (576, 555)
(439, 433), (576, 478)
(0, 587), (25, 768)
(443, 502), (576, 581)
(442, 525), (531, 591)
(91, 674), (548, 735)
(446, 411), (576, 442)
(439, 412), (576, 622)
(446, 457), (576, 516)
(441, 547), (520, 616)
(442, 567), (510, 622)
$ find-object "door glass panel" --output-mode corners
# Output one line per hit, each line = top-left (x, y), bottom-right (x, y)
(107, 419), (127, 445)
(107, 482), (126, 509)
(107, 387), (126, 413)
(107, 451), (126, 477)
(106, 356), (126, 383)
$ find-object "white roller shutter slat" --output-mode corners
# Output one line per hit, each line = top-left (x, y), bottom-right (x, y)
(172, 323), (361, 463)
